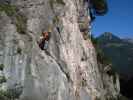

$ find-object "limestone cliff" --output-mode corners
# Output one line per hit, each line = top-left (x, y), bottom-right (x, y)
(0, 0), (120, 100)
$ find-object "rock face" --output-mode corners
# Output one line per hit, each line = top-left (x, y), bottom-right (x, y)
(0, 0), (120, 100)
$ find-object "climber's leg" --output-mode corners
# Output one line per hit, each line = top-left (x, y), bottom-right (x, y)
(43, 40), (49, 50)
(38, 38), (45, 50)
(38, 41), (44, 50)
(56, 27), (60, 33)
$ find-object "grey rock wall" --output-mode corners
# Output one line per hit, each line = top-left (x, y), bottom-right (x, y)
(0, 0), (120, 100)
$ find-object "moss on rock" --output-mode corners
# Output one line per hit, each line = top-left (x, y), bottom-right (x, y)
(56, 0), (65, 5)
(0, 4), (27, 34)
(0, 4), (16, 16)
(0, 64), (4, 71)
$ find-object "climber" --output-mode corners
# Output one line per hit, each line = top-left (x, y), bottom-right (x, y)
(38, 29), (51, 50)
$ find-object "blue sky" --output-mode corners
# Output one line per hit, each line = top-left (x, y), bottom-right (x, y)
(92, 0), (133, 38)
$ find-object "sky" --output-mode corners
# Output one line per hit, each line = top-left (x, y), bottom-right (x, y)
(92, 0), (133, 38)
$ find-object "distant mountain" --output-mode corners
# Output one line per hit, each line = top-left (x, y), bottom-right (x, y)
(97, 32), (133, 77)
(123, 38), (133, 43)
(97, 32), (122, 43)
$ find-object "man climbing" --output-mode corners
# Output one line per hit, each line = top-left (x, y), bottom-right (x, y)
(38, 29), (51, 50)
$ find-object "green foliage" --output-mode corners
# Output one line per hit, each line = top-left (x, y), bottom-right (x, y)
(0, 64), (4, 71)
(0, 89), (21, 100)
(53, 15), (60, 24)
(79, 23), (88, 32)
(0, 4), (17, 16)
(97, 33), (133, 76)
(97, 49), (111, 65)
(82, 31), (89, 40)
(91, 0), (108, 15)
(95, 97), (101, 100)
(117, 95), (130, 100)
(0, 4), (27, 34)
(81, 78), (87, 87)
(106, 97), (117, 100)
(15, 13), (27, 34)
(5, 88), (21, 99)
(90, 35), (98, 46)
(49, 0), (65, 10)
(91, 35), (111, 65)
(56, 0), (65, 5)
(106, 67), (116, 76)
(17, 47), (22, 54)
(49, 0), (54, 10)
(0, 76), (6, 84)
(0, 90), (10, 100)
